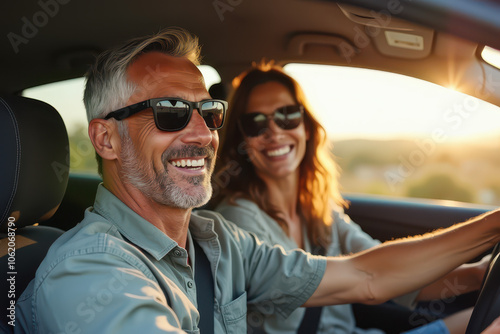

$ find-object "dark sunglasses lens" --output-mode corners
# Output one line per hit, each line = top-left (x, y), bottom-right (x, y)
(201, 101), (225, 129)
(155, 100), (190, 130)
(274, 106), (303, 130)
(240, 113), (268, 137)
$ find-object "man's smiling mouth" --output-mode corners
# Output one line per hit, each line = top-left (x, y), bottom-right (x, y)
(169, 158), (205, 169)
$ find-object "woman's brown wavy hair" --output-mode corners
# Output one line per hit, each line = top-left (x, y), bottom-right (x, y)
(212, 62), (347, 250)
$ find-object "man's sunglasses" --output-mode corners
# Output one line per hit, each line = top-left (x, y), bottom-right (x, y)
(104, 97), (227, 131)
(238, 105), (304, 137)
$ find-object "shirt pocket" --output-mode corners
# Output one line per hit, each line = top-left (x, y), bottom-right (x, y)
(220, 291), (247, 334)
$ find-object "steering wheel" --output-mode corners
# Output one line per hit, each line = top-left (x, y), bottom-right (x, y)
(465, 243), (500, 333)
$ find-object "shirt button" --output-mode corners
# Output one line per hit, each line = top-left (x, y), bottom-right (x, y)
(187, 281), (194, 288)
(173, 249), (182, 257)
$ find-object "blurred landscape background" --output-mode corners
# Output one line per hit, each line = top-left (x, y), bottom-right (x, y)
(23, 67), (500, 208)
(333, 137), (500, 206)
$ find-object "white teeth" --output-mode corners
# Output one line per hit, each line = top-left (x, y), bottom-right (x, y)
(267, 146), (291, 157)
(193, 159), (203, 167)
(171, 159), (204, 168)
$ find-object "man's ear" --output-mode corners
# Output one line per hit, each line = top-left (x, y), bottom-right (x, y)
(88, 119), (121, 161)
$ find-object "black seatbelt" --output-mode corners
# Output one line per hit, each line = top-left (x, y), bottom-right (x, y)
(297, 244), (325, 334)
(194, 240), (215, 334)
(298, 306), (323, 334)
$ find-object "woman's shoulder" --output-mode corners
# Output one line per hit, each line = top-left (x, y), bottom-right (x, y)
(214, 196), (287, 242)
(215, 196), (263, 216)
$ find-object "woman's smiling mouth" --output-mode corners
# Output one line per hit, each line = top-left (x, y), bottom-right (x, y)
(265, 145), (292, 157)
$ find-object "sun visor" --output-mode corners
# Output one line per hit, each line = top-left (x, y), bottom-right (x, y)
(337, 3), (434, 59)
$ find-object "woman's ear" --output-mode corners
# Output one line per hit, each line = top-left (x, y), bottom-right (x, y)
(88, 118), (121, 161)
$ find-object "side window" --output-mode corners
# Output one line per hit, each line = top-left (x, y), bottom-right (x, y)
(284, 63), (500, 206)
(22, 65), (221, 174)
(23, 77), (96, 174)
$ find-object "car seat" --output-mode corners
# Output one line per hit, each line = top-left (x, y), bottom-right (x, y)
(208, 82), (227, 100)
(0, 95), (69, 332)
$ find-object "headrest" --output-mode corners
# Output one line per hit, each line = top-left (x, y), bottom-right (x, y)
(209, 82), (227, 100)
(0, 95), (69, 231)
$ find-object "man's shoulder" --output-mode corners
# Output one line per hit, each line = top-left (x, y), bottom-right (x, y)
(16, 210), (163, 332)
(37, 211), (128, 274)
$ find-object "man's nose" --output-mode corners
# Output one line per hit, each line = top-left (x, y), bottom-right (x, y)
(180, 109), (213, 146)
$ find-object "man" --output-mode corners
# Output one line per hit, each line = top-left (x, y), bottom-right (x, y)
(15, 27), (500, 333)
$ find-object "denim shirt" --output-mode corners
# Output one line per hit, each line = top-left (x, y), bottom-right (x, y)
(15, 184), (326, 334)
(215, 198), (419, 334)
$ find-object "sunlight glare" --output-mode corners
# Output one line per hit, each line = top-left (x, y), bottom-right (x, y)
(284, 63), (500, 142)
(482, 46), (500, 69)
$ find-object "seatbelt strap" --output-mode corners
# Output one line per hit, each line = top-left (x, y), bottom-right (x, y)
(194, 240), (215, 334)
(298, 306), (323, 333)
(297, 244), (325, 334)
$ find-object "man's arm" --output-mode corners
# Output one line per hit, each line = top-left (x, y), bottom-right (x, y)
(304, 210), (500, 307)
(483, 317), (500, 334)
(416, 254), (490, 301)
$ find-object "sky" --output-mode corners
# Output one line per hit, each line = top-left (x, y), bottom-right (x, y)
(23, 63), (500, 142)
(284, 63), (500, 142)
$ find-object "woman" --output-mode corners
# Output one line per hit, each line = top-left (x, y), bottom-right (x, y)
(212, 62), (486, 334)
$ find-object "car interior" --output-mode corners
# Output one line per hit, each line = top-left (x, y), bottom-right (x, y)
(2, 0), (500, 332)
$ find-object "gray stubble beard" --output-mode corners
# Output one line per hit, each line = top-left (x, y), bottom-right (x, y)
(120, 135), (214, 209)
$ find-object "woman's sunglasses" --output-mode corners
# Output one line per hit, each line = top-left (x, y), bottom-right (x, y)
(104, 97), (227, 131)
(238, 105), (304, 137)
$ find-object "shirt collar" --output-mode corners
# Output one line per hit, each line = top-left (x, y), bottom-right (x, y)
(92, 184), (178, 260)
(189, 211), (217, 240)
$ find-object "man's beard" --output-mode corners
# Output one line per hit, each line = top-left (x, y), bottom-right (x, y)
(120, 135), (215, 209)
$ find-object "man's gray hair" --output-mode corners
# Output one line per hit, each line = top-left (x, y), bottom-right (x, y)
(83, 27), (201, 122)
(83, 27), (201, 175)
